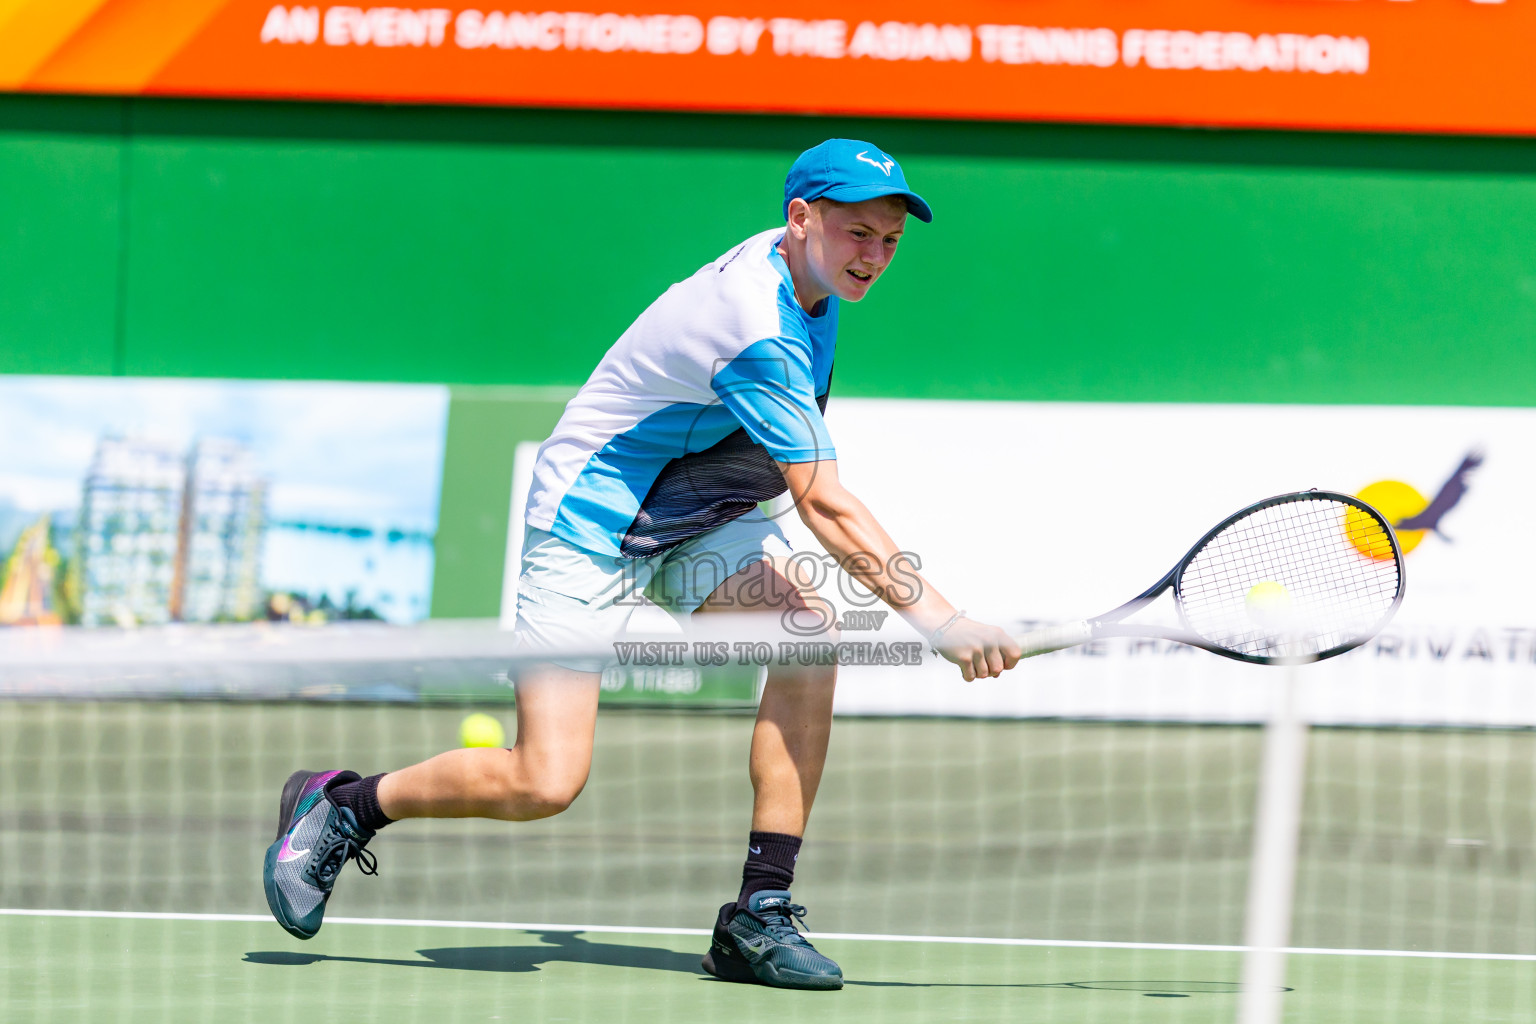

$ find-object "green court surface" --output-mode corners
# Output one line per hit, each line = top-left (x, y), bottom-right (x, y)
(5, 703), (1536, 1021)
(5, 914), (1534, 1024)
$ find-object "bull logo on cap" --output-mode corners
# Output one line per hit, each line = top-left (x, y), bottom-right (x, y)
(855, 151), (895, 175)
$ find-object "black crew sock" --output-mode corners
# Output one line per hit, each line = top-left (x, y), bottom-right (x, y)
(328, 773), (394, 833)
(737, 831), (802, 908)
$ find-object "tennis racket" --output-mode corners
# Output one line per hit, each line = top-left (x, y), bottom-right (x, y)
(1014, 490), (1405, 665)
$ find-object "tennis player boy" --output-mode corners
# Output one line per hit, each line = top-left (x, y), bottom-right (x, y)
(262, 139), (1022, 990)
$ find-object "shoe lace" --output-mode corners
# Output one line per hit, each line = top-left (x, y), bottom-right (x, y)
(755, 902), (812, 946)
(310, 830), (378, 886)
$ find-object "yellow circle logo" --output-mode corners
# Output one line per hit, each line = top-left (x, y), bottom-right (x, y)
(1348, 480), (1428, 560)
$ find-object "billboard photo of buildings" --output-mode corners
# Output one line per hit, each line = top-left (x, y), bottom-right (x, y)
(0, 377), (447, 627)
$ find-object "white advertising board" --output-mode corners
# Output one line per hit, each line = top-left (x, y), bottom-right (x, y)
(507, 399), (1536, 725)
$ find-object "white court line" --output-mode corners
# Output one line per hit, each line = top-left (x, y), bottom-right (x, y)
(5, 909), (1536, 963)
(0, 909), (711, 937)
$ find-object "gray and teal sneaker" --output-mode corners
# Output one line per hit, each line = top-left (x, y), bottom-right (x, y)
(262, 769), (377, 940)
(701, 890), (843, 990)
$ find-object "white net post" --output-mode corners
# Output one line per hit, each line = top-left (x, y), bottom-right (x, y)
(1238, 650), (1309, 1024)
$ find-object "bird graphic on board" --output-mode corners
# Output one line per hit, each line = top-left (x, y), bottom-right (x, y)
(1351, 449), (1484, 558)
(1393, 450), (1483, 541)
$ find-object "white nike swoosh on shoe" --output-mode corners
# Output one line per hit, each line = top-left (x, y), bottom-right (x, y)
(277, 838), (311, 862)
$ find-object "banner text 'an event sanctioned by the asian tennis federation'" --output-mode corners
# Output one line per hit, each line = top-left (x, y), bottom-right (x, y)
(2, 0), (1532, 133)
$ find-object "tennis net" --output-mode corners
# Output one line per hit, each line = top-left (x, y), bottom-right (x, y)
(4, 620), (1536, 1023)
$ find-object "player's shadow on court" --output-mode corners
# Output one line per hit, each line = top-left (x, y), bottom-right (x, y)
(245, 929), (704, 976)
(245, 941), (1248, 997)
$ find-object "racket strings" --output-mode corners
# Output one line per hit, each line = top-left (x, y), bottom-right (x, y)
(1186, 504), (1397, 656)
(1176, 497), (1401, 659)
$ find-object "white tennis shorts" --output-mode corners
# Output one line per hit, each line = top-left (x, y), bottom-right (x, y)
(512, 509), (794, 672)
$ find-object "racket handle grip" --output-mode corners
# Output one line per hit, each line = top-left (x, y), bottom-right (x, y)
(1013, 620), (1094, 658)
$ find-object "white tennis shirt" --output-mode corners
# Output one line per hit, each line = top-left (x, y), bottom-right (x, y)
(524, 228), (838, 558)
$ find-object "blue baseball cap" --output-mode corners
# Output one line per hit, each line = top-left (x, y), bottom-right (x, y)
(783, 139), (933, 223)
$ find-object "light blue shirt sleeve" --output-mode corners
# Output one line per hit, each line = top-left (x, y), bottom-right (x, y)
(710, 335), (835, 464)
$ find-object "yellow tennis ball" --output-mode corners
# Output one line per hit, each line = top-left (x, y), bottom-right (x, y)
(459, 712), (506, 749)
(1245, 581), (1293, 628)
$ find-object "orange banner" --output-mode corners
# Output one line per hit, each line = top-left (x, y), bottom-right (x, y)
(0, 0), (1532, 134)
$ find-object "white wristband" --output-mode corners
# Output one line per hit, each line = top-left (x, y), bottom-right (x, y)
(928, 609), (967, 653)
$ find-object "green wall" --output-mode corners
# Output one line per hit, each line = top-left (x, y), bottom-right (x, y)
(431, 388), (564, 619)
(5, 95), (1535, 615)
(4, 95), (1536, 404)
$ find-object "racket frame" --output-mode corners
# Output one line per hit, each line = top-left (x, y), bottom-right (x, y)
(1019, 490), (1406, 666)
